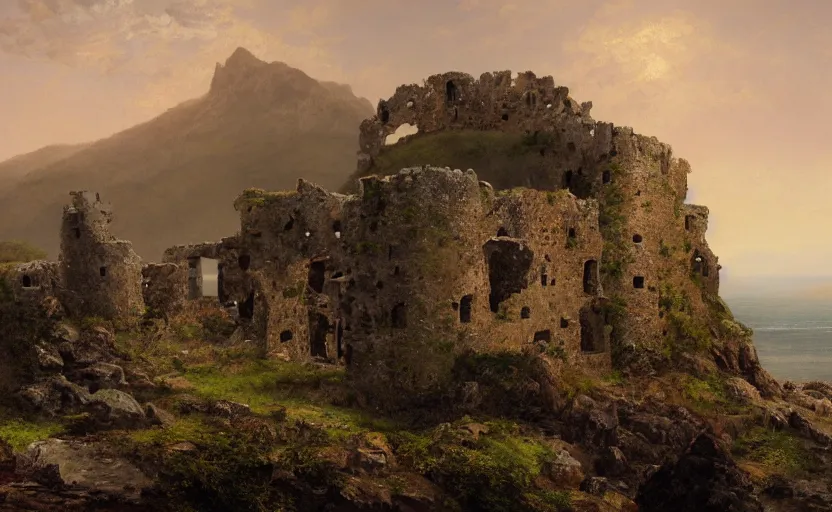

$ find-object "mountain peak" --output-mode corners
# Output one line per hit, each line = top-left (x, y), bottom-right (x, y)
(225, 47), (264, 68)
(210, 47), (271, 94)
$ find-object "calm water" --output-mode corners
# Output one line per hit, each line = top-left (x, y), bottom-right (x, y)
(727, 296), (832, 382)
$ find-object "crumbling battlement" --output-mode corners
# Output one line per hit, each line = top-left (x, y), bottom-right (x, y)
(361, 70), (594, 163)
(355, 71), (686, 205)
(58, 191), (144, 323)
(161, 236), (246, 303)
(357, 71), (610, 195)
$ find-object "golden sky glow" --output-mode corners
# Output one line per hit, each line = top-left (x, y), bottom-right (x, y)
(1, 0), (830, 284)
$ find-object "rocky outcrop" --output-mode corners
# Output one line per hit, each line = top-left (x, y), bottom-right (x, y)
(1, 439), (152, 511)
(713, 335), (782, 398)
(636, 434), (763, 512)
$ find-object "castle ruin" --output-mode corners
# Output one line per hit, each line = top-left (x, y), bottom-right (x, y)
(4, 70), (722, 404)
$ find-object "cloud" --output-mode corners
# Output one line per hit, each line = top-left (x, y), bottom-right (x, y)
(561, 6), (768, 126)
(286, 3), (331, 35)
(0, 0), (352, 116)
(1, 0), (230, 69)
(0, 0), (340, 73)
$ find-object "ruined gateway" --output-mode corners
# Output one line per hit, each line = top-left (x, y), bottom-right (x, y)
(7, 70), (727, 404)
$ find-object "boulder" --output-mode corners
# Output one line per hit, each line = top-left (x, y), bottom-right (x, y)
(564, 395), (618, 449)
(18, 376), (91, 416)
(543, 449), (585, 488)
(596, 446), (628, 477)
(726, 377), (762, 403)
(84, 389), (147, 430)
(788, 410), (832, 446)
(580, 476), (609, 496)
(636, 434), (763, 512)
(209, 399), (252, 418)
(14, 439), (151, 499)
(145, 403), (176, 428)
(73, 362), (128, 392)
(34, 343), (64, 373)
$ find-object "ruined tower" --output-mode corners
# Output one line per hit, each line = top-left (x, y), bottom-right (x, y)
(59, 191), (144, 322)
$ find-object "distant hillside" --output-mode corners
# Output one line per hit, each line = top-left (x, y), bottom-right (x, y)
(0, 48), (373, 260)
(0, 143), (90, 185)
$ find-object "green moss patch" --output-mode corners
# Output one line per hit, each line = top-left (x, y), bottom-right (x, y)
(598, 163), (633, 286)
(659, 283), (712, 356)
(390, 419), (565, 512)
(233, 188), (296, 211)
(733, 426), (818, 476)
(0, 418), (64, 452)
(675, 373), (749, 416)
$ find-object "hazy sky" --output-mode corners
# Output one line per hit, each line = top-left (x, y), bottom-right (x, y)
(1, 0), (831, 283)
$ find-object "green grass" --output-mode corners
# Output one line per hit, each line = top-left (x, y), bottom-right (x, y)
(233, 188), (296, 211)
(129, 416), (219, 445)
(122, 415), (277, 512)
(344, 130), (553, 192)
(523, 490), (573, 511)
(390, 419), (559, 512)
(0, 418), (64, 452)
(603, 370), (625, 385)
(733, 426), (816, 475)
(181, 359), (398, 437)
(675, 373), (750, 416)
(182, 359), (343, 413)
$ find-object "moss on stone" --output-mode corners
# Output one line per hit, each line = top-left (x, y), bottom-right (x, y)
(233, 188), (296, 211)
(0, 417), (64, 452)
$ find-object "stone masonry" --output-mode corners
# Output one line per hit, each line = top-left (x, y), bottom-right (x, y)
(58, 192), (144, 323)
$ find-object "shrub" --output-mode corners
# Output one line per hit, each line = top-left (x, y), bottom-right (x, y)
(0, 240), (47, 263)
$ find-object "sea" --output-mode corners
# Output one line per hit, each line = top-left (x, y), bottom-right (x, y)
(726, 295), (832, 382)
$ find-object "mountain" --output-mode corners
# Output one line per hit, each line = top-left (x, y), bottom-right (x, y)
(0, 47), (373, 260)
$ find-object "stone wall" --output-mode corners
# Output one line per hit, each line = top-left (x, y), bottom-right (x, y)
(58, 192), (144, 323)
(141, 263), (187, 319)
(161, 236), (246, 303)
(232, 181), (348, 359)
(353, 70), (613, 195)
(1, 260), (60, 304)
